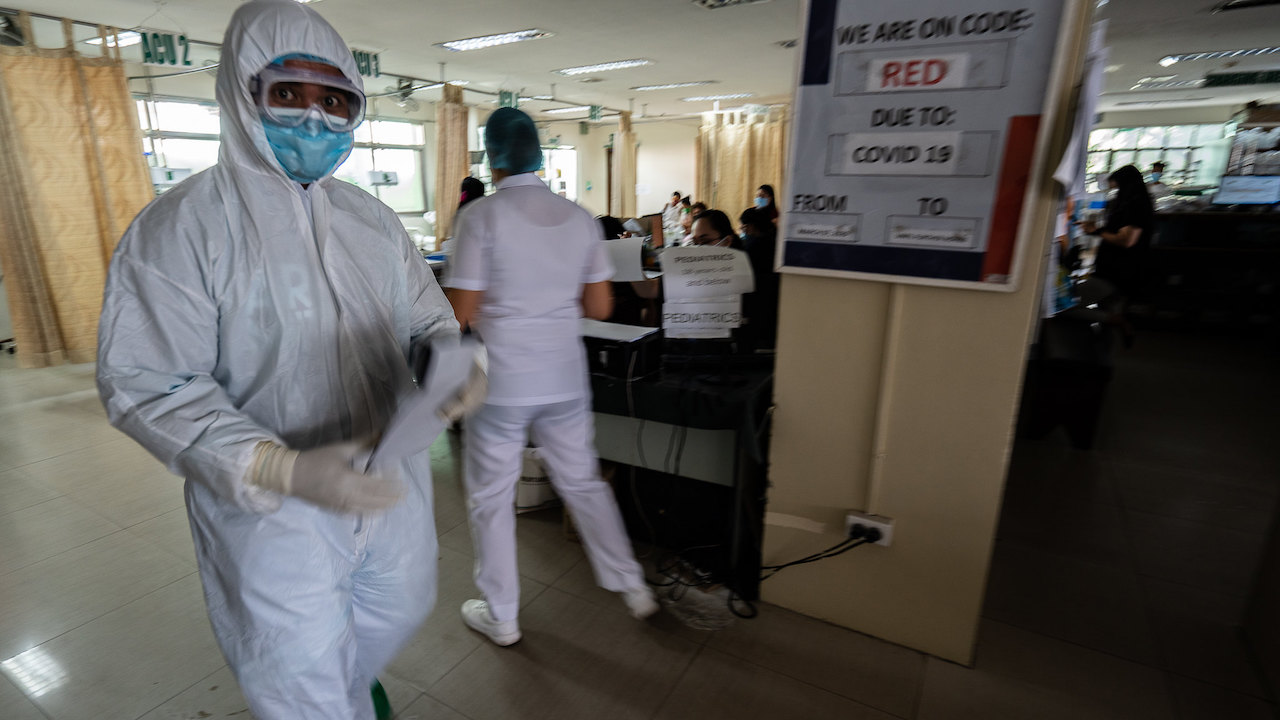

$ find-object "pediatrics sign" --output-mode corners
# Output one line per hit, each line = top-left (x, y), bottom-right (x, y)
(779, 1), (1067, 289)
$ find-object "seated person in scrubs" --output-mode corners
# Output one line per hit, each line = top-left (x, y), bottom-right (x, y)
(444, 107), (659, 647)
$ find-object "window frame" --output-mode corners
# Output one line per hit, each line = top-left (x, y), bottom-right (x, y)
(134, 94), (433, 213)
(1085, 123), (1230, 189)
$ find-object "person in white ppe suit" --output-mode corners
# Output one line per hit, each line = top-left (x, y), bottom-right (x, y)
(445, 107), (659, 647)
(96, 1), (473, 717)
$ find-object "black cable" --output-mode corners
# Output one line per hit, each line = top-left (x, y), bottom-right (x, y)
(663, 420), (680, 474)
(760, 539), (871, 582)
(761, 537), (857, 570)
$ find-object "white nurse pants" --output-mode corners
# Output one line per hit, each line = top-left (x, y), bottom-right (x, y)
(464, 397), (644, 622)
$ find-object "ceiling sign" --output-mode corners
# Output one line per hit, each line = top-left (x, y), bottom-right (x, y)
(351, 49), (381, 78)
(141, 32), (191, 67)
(1204, 70), (1280, 87)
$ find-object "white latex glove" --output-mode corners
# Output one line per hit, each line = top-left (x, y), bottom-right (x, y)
(248, 441), (403, 514)
(439, 361), (488, 422)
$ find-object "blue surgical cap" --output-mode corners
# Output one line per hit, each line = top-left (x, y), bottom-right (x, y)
(484, 107), (543, 174)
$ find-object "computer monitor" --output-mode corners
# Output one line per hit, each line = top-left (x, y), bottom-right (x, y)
(1212, 176), (1280, 205)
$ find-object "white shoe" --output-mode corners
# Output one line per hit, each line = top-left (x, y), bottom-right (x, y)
(622, 587), (660, 620)
(461, 599), (522, 646)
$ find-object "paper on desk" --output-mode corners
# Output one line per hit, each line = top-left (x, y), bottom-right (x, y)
(606, 237), (647, 281)
(365, 336), (482, 471)
(581, 318), (659, 342)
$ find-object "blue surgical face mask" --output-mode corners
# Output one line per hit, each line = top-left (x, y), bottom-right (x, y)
(754, 196), (769, 209)
(1150, 172), (1162, 183)
(262, 109), (353, 184)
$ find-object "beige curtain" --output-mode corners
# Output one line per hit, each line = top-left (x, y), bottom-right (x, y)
(432, 83), (469, 247)
(697, 106), (788, 216)
(0, 16), (152, 368)
(610, 111), (636, 218)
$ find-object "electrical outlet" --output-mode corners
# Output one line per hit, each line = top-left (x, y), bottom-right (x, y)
(845, 511), (894, 547)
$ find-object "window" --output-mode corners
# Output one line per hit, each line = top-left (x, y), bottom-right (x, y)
(337, 118), (429, 214)
(136, 98), (223, 191)
(1086, 123), (1232, 189)
(134, 96), (431, 212)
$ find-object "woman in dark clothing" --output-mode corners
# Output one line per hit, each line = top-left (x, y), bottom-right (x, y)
(1079, 164), (1154, 344)
(739, 207), (780, 349)
(459, 176), (485, 210)
(754, 184), (780, 225)
(1082, 164), (1153, 298)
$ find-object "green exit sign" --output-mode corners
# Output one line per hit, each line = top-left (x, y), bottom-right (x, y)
(141, 32), (191, 67)
(499, 91), (518, 108)
(350, 49), (380, 78)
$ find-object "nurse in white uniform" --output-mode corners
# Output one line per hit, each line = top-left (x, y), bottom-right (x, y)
(96, 1), (468, 717)
(445, 107), (659, 646)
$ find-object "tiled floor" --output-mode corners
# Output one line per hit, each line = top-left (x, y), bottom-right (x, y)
(0, 329), (1276, 719)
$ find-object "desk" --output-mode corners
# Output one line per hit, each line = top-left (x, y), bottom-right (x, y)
(1147, 212), (1280, 326)
(591, 368), (773, 600)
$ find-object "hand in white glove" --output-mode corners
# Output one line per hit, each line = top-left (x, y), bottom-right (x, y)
(248, 441), (403, 514)
(439, 361), (488, 422)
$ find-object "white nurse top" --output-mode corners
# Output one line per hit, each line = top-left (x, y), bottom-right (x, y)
(445, 172), (613, 406)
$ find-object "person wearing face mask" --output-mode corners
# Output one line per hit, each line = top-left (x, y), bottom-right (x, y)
(96, 1), (476, 717)
(444, 107), (658, 648)
(690, 209), (743, 249)
(1146, 161), (1171, 200)
(754, 184), (779, 225)
(690, 209), (780, 349)
(680, 200), (707, 245)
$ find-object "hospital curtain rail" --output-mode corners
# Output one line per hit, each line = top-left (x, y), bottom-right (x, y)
(0, 14), (152, 367)
(697, 106), (788, 219)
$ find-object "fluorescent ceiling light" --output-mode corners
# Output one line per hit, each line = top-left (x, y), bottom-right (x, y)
(436, 29), (552, 52)
(692, 0), (773, 9)
(84, 30), (142, 47)
(420, 80), (469, 90)
(1160, 46), (1280, 66)
(1212, 0), (1280, 12)
(1116, 98), (1213, 106)
(681, 93), (754, 102)
(1130, 79), (1205, 90)
(542, 106), (592, 115)
(520, 95), (554, 101)
(631, 81), (716, 91)
(553, 59), (651, 76)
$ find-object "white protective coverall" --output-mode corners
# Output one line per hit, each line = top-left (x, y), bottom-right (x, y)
(96, 1), (456, 717)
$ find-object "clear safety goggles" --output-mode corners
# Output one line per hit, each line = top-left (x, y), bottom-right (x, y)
(251, 65), (366, 133)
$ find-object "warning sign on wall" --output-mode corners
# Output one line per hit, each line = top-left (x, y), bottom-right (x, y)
(777, 0), (1070, 290)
